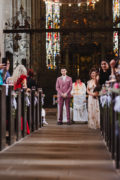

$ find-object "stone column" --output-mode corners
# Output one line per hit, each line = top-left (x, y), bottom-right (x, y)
(31, 0), (46, 72)
(0, 0), (12, 60)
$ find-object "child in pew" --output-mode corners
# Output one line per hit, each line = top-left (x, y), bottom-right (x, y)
(41, 94), (48, 125)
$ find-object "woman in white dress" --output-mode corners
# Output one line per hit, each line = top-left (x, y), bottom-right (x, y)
(71, 77), (88, 123)
(87, 68), (100, 129)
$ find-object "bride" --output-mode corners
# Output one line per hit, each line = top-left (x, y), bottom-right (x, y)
(71, 76), (88, 123)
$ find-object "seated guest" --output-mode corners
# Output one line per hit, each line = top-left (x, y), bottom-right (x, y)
(71, 77), (88, 123)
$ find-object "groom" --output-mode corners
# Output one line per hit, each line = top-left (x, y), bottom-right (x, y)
(56, 67), (72, 125)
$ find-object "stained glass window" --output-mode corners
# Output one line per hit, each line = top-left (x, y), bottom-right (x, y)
(113, 0), (120, 57)
(113, 31), (119, 57)
(113, 0), (120, 27)
(46, 2), (60, 69)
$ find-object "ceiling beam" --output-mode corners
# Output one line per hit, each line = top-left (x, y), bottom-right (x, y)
(3, 27), (120, 34)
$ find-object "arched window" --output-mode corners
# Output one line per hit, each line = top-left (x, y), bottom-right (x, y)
(113, 0), (120, 57)
(46, 1), (60, 69)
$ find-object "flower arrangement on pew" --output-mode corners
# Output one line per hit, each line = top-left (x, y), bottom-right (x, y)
(99, 82), (112, 108)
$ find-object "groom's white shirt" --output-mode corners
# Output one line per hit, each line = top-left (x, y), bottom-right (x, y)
(62, 75), (66, 81)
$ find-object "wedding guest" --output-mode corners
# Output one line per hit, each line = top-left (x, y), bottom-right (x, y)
(1, 59), (10, 84)
(42, 108), (48, 125)
(0, 64), (5, 85)
(99, 60), (111, 86)
(0, 63), (8, 85)
(56, 67), (72, 125)
(27, 69), (36, 89)
(99, 59), (116, 85)
(11, 64), (30, 134)
(71, 76), (88, 123)
(87, 68), (100, 129)
(110, 59), (116, 75)
(11, 64), (27, 90)
(109, 59), (116, 82)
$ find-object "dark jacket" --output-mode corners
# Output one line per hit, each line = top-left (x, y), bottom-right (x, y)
(27, 76), (36, 89)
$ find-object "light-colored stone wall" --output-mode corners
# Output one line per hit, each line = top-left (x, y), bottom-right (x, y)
(0, 0), (12, 61)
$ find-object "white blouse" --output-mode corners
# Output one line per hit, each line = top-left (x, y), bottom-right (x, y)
(71, 82), (86, 96)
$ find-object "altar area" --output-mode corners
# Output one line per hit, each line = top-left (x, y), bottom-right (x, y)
(53, 95), (88, 123)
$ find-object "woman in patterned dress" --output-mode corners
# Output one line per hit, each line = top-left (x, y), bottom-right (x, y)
(87, 69), (100, 129)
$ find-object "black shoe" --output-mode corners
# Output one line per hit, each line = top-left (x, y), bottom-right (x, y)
(57, 122), (63, 125)
(71, 121), (75, 124)
(67, 122), (71, 125)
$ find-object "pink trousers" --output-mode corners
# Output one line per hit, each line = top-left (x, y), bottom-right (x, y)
(58, 97), (70, 122)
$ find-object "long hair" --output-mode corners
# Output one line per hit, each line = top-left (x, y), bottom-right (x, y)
(89, 68), (97, 78)
(12, 65), (27, 84)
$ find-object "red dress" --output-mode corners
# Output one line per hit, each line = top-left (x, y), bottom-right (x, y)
(14, 75), (30, 134)
(14, 75), (27, 91)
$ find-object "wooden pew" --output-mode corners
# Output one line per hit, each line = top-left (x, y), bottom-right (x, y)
(0, 86), (43, 151)
(0, 86), (6, 150)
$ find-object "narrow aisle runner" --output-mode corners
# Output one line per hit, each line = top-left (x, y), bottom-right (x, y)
(0, 116), (120, 180)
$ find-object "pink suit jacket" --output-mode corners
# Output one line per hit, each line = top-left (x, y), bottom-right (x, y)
(56, 76), (72, 98)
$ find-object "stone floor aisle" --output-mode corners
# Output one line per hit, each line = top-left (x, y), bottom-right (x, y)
(0, 115), (120, 180)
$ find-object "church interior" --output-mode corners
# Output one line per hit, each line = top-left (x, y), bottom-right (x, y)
(0, 0), (115, 106)
(0, 0), (120, 180)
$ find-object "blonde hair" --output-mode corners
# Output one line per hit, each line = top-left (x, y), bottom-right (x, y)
(12, 65), (27, 83)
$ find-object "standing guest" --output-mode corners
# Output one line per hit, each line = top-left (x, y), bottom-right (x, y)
(99, 59), (116, 86)
(71, 77), (88, 123)
(56, 67), (72, 125)
(12, 65), (27, 90)
(27, 69), (36, 89)
(99, 60), (111, 86)
(110, 59), (116, 75)
(0, 63), (6, 85)
(11, 64), (30, 134)
(109, 59), (116, 82)
(2, 59), (10, 84)
(87, 68), (100, 129)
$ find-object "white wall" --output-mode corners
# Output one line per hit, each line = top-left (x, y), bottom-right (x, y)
(0, 0), (12, 61)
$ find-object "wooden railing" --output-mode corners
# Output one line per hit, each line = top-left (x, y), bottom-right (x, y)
(0, 85), (43, 151)
(100, 91), (120, 169)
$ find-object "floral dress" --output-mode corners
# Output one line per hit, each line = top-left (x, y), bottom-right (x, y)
(87, 80), (100, 129)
